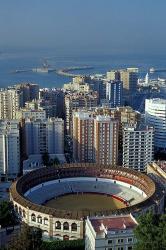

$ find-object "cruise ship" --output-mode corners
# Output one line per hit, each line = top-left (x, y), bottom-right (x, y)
(32, 59), (56, 73)
(32, 67), (55, 73)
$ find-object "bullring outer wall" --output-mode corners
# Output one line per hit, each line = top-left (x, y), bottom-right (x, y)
(10, 163), (164, 240)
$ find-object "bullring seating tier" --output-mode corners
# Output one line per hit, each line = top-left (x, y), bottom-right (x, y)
(25, 178), (144, 206)
(10, 164), (164, 219)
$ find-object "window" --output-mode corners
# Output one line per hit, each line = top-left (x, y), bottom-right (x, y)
(128, 247), (133, 250)
(71, 223), (77, 232)
(37, 216), (42, 224)
(63, 222), (69, 231)
(55, 221), (61, 230)
(14, 204), (18, 213)
(128, 238), (133, 242)
(23, 210), (26, 218)
(19, 207), (22, 216)
(31, 214), (36, 222)
(108, 240), (112, 244)
(44, 218), (48, 225)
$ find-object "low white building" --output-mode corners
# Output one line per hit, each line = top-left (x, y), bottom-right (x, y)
(85, 214), (138, 250)
(16, 108), (46, 120)
(23, 154), (66, 174)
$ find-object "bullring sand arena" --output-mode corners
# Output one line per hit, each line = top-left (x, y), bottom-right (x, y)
(44, 193), (126, 211)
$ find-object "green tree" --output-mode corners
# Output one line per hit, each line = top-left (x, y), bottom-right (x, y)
(8, 224), (42, 250)
(42, 152), (50, 166)
(134, 212), (166, 250)
(41, 239), (85, 250)
(158, 214), (166, 248)
(0, 201), (18, 228)
(53, 156), (60, 166)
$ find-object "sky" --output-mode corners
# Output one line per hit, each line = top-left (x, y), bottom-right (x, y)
(0, 0), (166, 56)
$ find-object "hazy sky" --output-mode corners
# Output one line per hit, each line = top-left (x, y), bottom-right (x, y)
(0, 0), (166, 55)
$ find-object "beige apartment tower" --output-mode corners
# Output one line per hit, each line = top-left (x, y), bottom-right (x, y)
(0, 89), (23, 119)
(94, 116), (119, 165)
(73, 112), (119, 165)
(73, 112), (95, 163)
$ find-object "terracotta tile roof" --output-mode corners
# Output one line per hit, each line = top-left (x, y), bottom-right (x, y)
(90, 215), (137, 234)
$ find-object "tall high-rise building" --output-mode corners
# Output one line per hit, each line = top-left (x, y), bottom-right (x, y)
(106, 70), (121, 81)
(123, 125), (154, 172)
(106, 68), (138, 105)
(145, 98), (166, 150)
(24, 118), (64, 156)
(73, 106), (141, 155)
(94, 116), (119, 165)
(14, 83), (39, 105)
(72, 112), (118, 165)
(106, 80), (123, 107)
(95, 106), (141, 151)
(65, 92), (98, 135)
(39, 88), (64, 118)
(0, 120), (20, 179)
(73, 112), (95, 163)
(120, 68), (138, 95)
(0, 89), (23, 119)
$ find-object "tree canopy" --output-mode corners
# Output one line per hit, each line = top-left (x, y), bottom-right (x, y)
(42, 152), (60, 166)
(8, 224), (42, 250)
(134, 212), (166, 250)
(0, 201), (18, 228)
(41, 239), (85, 250)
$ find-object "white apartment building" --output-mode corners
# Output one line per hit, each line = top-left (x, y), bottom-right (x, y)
(85, 214), (138, 250)
(25, 117), (64, 156)
(145, 98), (166, 150)
(0, 120), (20, 179)
(123, 125), (154, 172)
(0, 89), (23, 119)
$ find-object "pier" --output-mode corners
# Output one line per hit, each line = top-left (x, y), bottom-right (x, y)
(56, 66), (93, 77)
(11, 66), (93, 77)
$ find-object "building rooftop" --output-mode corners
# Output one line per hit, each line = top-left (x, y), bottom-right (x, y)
(146, 98), (166, 105)
(89, 214), (138, 235)
(124, 124), (154, 132)
(74, 112), (94, 120)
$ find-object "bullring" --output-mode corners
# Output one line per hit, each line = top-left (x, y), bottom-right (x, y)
(10, 163), (165, 240)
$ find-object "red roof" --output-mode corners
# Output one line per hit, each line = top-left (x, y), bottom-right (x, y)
(90, 215), (137, 234)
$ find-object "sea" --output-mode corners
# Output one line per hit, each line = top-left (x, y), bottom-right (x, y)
(1, 50), (166, 89)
